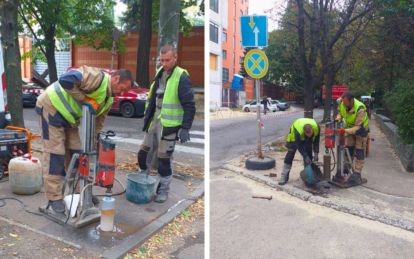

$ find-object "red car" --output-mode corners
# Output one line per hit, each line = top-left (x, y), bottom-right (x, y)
(66, 67), (149, 118)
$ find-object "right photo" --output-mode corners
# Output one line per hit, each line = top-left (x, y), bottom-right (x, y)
(210, 0), (414, 258)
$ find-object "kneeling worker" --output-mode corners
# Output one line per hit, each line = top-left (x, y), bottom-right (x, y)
(279, 118), (320, 185)
(334, 91), (369, 184)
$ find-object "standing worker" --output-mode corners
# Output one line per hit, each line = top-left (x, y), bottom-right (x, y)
(137, 44), (196, 203)
(262, 95), (269, 115)
(334, 91), (369, 184)
(35, 66), (134, 213)
(279, 118), (320, 185)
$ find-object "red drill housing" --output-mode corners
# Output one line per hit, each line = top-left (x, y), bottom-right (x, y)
(96, 136), (116, 188)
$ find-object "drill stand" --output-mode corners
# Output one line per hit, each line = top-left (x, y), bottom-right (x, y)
(39, 105), (101, 228)
(326, 120), (367, 189)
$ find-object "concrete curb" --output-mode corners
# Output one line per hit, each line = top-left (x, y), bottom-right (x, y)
(102, 180), (204, 259)
(221, 164), (414, 233)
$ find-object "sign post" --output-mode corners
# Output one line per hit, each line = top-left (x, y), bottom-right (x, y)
(241, 15), (268, 158)
(111, 27), (119, 69)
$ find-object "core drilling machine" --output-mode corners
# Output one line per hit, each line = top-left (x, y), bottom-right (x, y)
(323, 119), (367, 188)
(39, 105), (117, 228)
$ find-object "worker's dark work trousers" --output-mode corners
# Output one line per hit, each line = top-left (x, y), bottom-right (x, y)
(284, 147), (313, 169)
(138, 108), (176, 194)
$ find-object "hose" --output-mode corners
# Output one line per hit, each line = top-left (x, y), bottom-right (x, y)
(95, 177), (126, 197)
(73, 183), (93, 224)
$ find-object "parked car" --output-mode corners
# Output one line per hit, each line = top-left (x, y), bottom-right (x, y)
(66, 67), (149, 118)
(313, 98), (322, 108)
(243, 101), (279, 113)
(272, 100), (290, 111)
(22, 80), (43, 107)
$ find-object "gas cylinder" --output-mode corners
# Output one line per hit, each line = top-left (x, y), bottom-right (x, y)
(9, 155), (42, 195)
(96, 136), (115, 188)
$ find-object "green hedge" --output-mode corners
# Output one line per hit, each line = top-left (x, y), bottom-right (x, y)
(384, 77), (414, 144)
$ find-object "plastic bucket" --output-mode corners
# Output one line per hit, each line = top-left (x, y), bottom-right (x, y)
(300, 163), (323, 186)
(126, 173), (157, 204)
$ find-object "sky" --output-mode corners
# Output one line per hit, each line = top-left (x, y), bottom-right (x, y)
(248, 0), (279, 31)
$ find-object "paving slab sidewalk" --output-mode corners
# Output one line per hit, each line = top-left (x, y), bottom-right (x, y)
(0, 148), (203, 259)
(222, 113), (414, 232)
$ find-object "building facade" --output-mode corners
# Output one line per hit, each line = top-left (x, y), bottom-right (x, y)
(210, 0), (228, 108)
(222, 0), (249, 84)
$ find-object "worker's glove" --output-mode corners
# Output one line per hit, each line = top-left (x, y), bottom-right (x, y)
(179, 128), (190, 143)
(304, 156), (312, 166)
(313, 152), (319, 162)
(335, 118), (342, 122)
(82, 96), (98, 114)
(335, 128), (346, 135)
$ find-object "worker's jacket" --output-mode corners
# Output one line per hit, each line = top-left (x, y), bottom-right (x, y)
(143, 65), (196, 135)
(337, 98), (369, 136)
(45, 67), (113, 124)
(35, 66), (112, 137)
(286, 118), (320, 157)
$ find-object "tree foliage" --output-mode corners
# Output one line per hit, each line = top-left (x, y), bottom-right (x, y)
(19, 0), (119, 82)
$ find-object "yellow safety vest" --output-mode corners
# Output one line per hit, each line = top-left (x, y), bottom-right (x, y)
(47, 72), (113, 124)
(286, 118), (319, 143)
(340, 99), (369, 129)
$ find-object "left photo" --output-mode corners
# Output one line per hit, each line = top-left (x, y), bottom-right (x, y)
(0, 0), (205, 258)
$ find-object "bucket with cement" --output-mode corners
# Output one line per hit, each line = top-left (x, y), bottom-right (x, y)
(126, 173), (157, 204)
(300, 163), (323, 186)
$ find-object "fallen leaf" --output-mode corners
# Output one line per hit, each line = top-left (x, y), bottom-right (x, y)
(13, 252), (17, 255)
(9, 233), (18, 238)
(130, 249), (138, 254)
(192, 235), (196, 239)
(8, 244), (14, 247)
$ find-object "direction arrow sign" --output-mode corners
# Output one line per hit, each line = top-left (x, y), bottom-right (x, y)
(240, 15), (268, 47)
(244, 49), (268, 79)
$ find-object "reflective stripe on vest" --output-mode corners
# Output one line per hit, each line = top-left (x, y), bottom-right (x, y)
(47, 72), (111, 124)
(340, 99), (369, 129)
(286, 118), (319, 143)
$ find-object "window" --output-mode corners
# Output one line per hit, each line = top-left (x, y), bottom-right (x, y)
(233, 3), (236, 17)
(210, 0), (218, 13)
(240, 10), (243, 17)
(222, 32), (227, 42)
(239, 56), (243, 64)
(210, 22), (218, 43)
(223, 68), (229, 82)
(233, 68), (235, 75)
(241, 0), (243, 3)
(246, 8), (248, 15)
(233, 20), (236, 33)
(210, 54), (218, 71)
(240, 41), (242, 49)
(233, 36), (235, 49)
(223, 50), (227, 59)
(233, 52), (235, 66)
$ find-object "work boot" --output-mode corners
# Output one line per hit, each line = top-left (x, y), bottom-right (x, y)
(347, 172), (362, 184)
(332, 169), (349, 182)
(154, 192), (168, 203)
(278, 163), (292, 185)
(49, 199), (66, 213)
(92, 195), (100, 205)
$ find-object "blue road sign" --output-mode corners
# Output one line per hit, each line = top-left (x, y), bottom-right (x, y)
(240, 16), (268, 47)
(244, 49), (268, 79)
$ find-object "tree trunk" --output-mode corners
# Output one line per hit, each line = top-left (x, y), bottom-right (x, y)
(0, 0), (24, 127)
(156, 0), (181, 70)
(136, 0), (153, 89)
(45, 26), (57, 83)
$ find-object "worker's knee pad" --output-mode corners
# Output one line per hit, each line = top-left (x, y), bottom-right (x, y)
(158, 157), (172, 177)
(284, 150), (296, 165)
(138, 149), (148, 170)
(356, 149), (364, 160)
(69, 149), (80, 169)
(346, 146), (355, 157)
(49, 154), (66, 176)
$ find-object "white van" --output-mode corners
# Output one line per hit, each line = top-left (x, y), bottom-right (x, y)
(0, 40), (11, 128)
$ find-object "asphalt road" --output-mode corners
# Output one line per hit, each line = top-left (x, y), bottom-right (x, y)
(211, 169), (414, 259)
(22, 107), (205, 169)
(210, 106), (324, 170)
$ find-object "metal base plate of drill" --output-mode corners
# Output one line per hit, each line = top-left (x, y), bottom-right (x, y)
(39, 205), (101, 228)
(328, 178), (367, 189)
